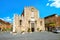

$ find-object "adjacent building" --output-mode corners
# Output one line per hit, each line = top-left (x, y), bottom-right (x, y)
(45, 14), (60, 31)
(0, 19), (12, 31)
(13, 7), (45, 33)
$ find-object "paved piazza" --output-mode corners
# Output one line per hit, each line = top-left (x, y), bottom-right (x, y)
(0, 31), (60, 40)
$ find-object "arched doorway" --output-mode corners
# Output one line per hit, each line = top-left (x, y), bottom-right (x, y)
(28, 18), (37, 32)
(31, 28), (34, 32)
(31, 23), (35, 32)
(0, 28), (1, 31)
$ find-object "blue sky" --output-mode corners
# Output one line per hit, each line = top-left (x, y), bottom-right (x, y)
(0, 0), (60, 23)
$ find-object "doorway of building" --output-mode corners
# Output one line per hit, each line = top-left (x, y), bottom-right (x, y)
(0, 28), (1, 31)
(31, 23), (35, 32)
(31, 28), (34, 32)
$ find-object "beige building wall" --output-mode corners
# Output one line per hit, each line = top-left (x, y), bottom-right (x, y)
(13, 7), (45, 33)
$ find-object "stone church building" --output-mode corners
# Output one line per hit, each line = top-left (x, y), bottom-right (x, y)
(13, 7), (45, 33)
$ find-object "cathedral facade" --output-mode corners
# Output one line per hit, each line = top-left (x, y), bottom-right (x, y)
(13, 7), (45, 33)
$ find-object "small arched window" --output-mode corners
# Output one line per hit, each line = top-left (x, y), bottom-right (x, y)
(20, 20), (22, 25)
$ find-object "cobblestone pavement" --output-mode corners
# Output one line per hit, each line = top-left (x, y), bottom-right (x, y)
(0, 31), (60, 40)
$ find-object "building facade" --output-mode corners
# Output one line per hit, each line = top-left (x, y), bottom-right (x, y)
(45, 14), (60, 31)
(13, 7), (45, 33)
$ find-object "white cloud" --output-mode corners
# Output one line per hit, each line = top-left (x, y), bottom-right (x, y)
(4, 17), (12, 22)
(0, 17), (13, 23)
(0, 18), (4, 20)
(46, 3), (49, 6)
(46, 0), (60, 8)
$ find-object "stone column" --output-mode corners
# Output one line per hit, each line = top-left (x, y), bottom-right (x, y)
(13, 25), (16, 32)
(13, 14), (16, 32)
